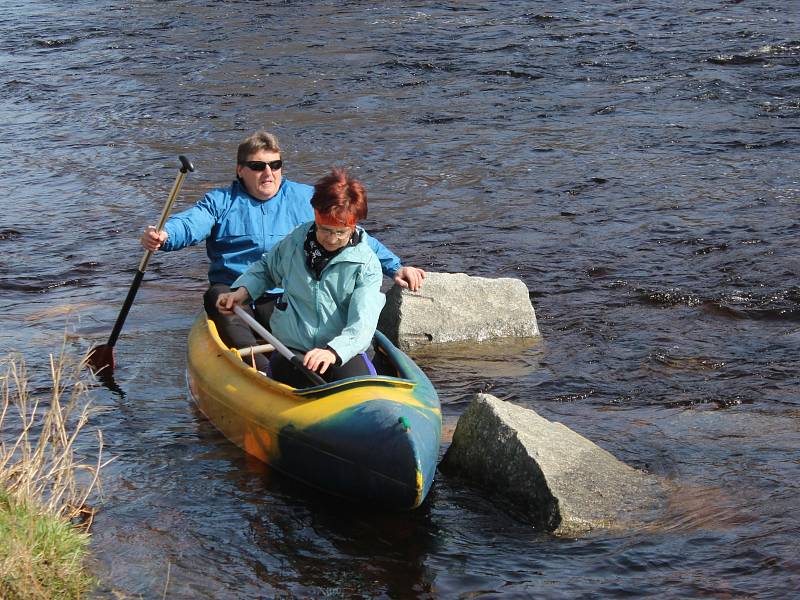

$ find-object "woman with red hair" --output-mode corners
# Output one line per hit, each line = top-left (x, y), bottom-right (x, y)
(216, 168), (384, 387)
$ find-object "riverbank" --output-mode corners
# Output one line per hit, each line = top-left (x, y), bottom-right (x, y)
(0, 351), (107, 599)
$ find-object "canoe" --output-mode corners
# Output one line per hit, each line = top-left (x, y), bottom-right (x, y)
(186, 313), (442, 510)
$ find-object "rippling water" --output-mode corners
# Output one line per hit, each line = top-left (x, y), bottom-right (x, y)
(2, 1), (799, 597)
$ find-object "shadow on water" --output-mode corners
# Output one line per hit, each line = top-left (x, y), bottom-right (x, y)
(90, 368), (127, 399)
(163, 407), (444, 598)
(244, 468), (442, 598)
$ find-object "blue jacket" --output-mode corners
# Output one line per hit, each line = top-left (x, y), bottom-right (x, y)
(162, 179), (402, 286)
(233, 223), (385, 364)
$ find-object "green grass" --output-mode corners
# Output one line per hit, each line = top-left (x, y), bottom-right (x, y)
(0, 488), (93, 599)
(0, 348), (108, 600)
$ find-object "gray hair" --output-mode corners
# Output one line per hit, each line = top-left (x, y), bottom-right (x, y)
(237, 131), (281, 164)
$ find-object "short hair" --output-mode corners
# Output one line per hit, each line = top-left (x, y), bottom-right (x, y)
(237, 131), (281, 164)
(311, 168), (368, 226)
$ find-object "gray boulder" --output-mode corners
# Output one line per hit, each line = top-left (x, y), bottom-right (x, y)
(378, 272), (539, 352)
(440, 394), (665, 535)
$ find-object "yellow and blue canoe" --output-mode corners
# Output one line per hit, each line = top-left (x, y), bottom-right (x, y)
(186, 313), (442, 510)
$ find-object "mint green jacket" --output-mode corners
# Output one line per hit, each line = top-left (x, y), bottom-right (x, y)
(232, 222), (385, 364)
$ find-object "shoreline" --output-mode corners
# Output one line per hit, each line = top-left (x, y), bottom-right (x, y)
(0, 351), (107, 599)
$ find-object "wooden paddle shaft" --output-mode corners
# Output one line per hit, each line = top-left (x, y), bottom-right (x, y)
(105, 156), (194, 348)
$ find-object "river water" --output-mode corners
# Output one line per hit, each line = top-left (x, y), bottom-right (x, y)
(2, 0), (799, 597)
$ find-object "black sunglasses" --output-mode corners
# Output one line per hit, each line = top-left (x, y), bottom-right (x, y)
(242, 159), (283, 172)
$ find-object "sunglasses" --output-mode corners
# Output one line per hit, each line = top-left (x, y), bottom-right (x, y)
(242, 159), (283, 172)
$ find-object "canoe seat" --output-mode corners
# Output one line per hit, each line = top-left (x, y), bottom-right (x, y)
(236, 343), (275, 358)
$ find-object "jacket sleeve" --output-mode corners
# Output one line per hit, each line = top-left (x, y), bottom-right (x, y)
(161, 191), (219, 251)
(326, 255), (386, 364)
(363, 230), (402, 278)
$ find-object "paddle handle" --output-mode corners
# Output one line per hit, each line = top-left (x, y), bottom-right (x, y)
(105, 156), (194, 347)
(138, 155), (194, 272)
(232, 305), (326, 386)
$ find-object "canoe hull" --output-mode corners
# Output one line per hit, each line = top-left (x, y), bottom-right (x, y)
(187, 314), (441, 510)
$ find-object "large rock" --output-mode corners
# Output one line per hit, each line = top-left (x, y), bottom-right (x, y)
(378, 272), (539, 352)
(440, 394), (664, 535)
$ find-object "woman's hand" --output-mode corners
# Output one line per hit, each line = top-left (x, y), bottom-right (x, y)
(303, 347), (337, 374)
(393, 266), (426, 292)
(215, 287), (251, 315)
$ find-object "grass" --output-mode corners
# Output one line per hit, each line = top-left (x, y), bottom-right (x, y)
(0, 346), (108, 600)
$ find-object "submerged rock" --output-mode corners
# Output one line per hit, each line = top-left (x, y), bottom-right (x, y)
(378, 272), (540, 352)
(440, 394), (665, 536)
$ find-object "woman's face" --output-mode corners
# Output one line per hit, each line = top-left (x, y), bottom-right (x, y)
(315, 223), (354, 252)
(236, 149), (282, 200)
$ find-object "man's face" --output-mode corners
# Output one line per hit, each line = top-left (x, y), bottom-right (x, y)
(236, 150), (282, 200)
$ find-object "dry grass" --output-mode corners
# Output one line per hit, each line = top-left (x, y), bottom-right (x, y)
(0, 344), (110, 599)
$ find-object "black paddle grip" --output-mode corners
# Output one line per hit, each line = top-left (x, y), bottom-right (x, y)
(178, 155), (195, 173)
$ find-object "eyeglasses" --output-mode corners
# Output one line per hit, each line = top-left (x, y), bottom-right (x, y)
(316, 224), (353, 240)
(242, 159), (283, 172)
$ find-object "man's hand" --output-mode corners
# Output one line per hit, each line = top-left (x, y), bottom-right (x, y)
(393, 266), (426, 292)
(141, 225), (168, 251)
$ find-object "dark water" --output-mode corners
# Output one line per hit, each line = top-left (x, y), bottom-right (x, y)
(2, 0), (799, 597)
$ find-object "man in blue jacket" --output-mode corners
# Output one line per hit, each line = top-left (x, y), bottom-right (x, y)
(141, 131), (425, 371)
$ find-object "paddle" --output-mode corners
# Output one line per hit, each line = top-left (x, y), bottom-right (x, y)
(232, 305), (326, 386)
(87, 155), (194, 373)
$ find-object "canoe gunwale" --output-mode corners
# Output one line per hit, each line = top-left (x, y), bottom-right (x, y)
(206, 312), (432, 399)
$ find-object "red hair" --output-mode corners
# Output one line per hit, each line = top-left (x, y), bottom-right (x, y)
(311, 168), (367, 227)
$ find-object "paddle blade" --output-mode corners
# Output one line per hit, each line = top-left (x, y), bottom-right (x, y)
(86, 344), (115, 373)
